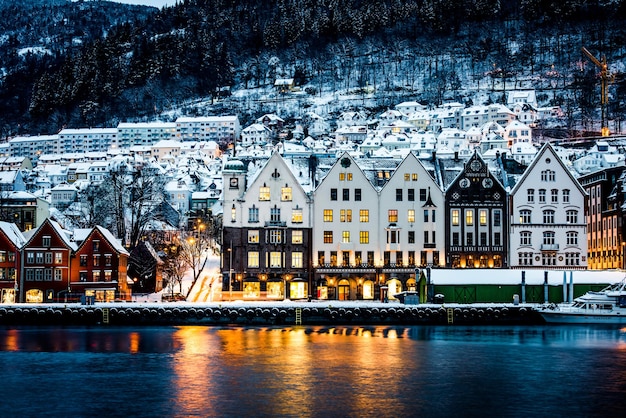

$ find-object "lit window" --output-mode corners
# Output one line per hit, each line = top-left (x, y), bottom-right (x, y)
(465, 210), (473, 226)
(452, 210), (459, 226)
(340, 209), (352, 222)
(259, 186), (270, 201)
(281, 186), (292, 201)
(270, 252), (282, 268)
(360, 231), (369, 244)
(342, 231), (350, 243)
(248, 230), (259, 243)
(360, 210), (369, 222)
(408, 209), (415, 223)
(324, 209), (333, 222)
(248, 252), (259, 268)
(324, 231), (333, 244)
(480, 210), (487, 225)
(292, 252), (303, 268)
(292, 230), (303, 244)
(388, 210), (398, 223)
(292, 208), (303, 223)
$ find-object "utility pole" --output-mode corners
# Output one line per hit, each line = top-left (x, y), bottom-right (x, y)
(582, 47), (610, 137)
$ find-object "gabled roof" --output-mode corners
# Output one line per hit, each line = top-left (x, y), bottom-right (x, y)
(510, 142), (587, 196)
(23, 218), (77, 251)
(74, 225), (129, 255)
(0, 221), (26, 248)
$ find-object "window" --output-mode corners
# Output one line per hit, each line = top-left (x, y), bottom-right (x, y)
(249, 206), (259, 223)
(563, 189), (570, 203)
(539, 189), (546, 203)
(270, 207), (281, 223)
(45, 253), (52, 264)
(431, 210), (436, 223)
(55, 253), (62, 265)
(355, 189), (361, 201)
(404, 173), (410, 181)
(423, 231), (429, 244)
(519, 252), (534, 266)
(420, 189), (427, 201)
(412, 173), (418, 181)
(452, 210), (459, 226)
(79, 272), (87, 282)
(324, 209), (333, 222)
(480, 232), (487, 246)
(541, 169), (555, 181)
(104, 271), (112, 281)
(292, 208), (303, 223)
(543, 210), (555, 224)
(324, 231), (333, 244)
(42, 236), (51, 247)
(494, 232), (501, 246)
(388, 230), (399, 244)
(408, 231), (415, 244)
(105, 255), (112, 266)
(423, 209), (428, 223)
(93, 255), (100, 266)
(259, 186), (270, 201)
(248, 252), (260, 268)
(359, 231), (369, 244)
(93, 271), (100, 282)
(520, 209), (531, 224)
(360, 210), (369, 222)
(551, 189), (558, 203)
(54, 269), (62, 281)
(408, 189), (415, 201)
(292, 230), (303, 244)
(292, 252), (303, 268)
(269, 252), (282, 268)
(479, 209), (487, 225)
(567, 231), (578, 246)
(93, 240), (100, 252)
(269, 230), (283, 244)
(342, 231), (350, 243)
(330, 188), (337, 201)
(281, 186), (292, 201)
(452, 232), (460, 246)
(521, 231), (532, 246)
(248, 230), (260, 243)
(466, 232), (474, 246)
(465, 210), (473, 226)
(543, 231), (556, 245)
(527, 189), (534, 203)
(340, 209), (352, 222)
(566, 210), (578, 224)
(408, 209), (415, 223)
(493, 210), (501, 227)
(396, 189), (403, 201)
(388, 210), (398, 223)
(343, 189), (349, 201)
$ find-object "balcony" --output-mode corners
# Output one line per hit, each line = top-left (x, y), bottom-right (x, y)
(541, 244), (559, 251)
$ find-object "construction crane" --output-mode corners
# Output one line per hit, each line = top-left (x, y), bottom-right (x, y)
(581, 46), (610, 137)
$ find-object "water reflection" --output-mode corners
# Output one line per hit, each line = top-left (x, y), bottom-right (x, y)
(1, 325), (626, 417)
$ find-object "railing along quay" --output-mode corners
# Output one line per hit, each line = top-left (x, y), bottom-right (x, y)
(0, 303), (544, 326)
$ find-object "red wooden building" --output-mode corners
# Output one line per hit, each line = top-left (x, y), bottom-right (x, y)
(0, 221), (26, 303)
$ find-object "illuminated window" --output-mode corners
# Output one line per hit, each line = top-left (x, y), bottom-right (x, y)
(324, 209), (333, 222)
(388, 209), (398, 222)
(465, 210), (473, 226)
(342, 231), (350, 243)
(248, 230), (259, 243)
(269, 252), (282, 268)
(360, 231), (369, 244)
(292, 252), (303, 268)
(93, 271), (100, 281)
(452, 210), (459, 226)
(360, 209), (369, 222)
(292, 208), (303, 223)
(404, 173), (410, 181)
(480, 209), (487, 225)
(340, 209), (352, 222)
(292, 230), (303, 244)
(259, 186), (270, 201)
(55, 253), (63, 264)
(324, 231), (333, 244)
(412, 173), (418, 181)
(248, 251), (259, 268)
(281, 186), (292, 201)
(339, 173), (345, 181)
(408, 209), (415, 223)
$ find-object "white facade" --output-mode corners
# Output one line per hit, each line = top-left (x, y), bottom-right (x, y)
(509, 143), (587, 269)
(176, 116), (241, 142)
(115, 122), (177, 148)
(58, 128), (117, 153)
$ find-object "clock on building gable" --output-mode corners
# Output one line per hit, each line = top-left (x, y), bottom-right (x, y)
(229, 177), (239, 188)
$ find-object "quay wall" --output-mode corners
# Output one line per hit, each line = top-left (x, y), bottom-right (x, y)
(0, 302), (544, 326)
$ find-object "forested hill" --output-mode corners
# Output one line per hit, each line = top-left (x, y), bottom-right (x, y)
(1, 0), (626, 138)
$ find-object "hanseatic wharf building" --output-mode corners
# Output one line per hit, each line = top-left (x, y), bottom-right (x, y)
(221, 143), (589, 302)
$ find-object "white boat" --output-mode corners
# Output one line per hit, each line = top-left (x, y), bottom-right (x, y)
(538, 278), (626, 324)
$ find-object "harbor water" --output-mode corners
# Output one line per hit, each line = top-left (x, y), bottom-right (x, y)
(1, 325), (625, 417)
